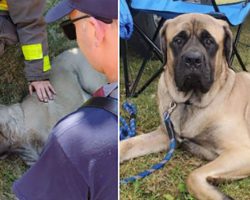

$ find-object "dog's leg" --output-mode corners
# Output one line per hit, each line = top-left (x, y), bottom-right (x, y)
(180, 140), (219, 161)
(187, 148), (250, 200)
(16, 147), (39, 166)
(120, 126), (169, 163)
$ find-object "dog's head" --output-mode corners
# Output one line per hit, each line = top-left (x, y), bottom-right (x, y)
(161, 13), (232, 94)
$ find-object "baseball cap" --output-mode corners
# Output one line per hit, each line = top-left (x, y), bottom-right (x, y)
(45, 0), (118, 23)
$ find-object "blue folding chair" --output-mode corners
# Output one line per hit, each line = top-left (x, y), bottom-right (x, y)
(120, 0), (250, 97)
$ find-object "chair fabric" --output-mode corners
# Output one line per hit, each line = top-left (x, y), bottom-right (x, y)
(120, 0), (134, 39)
(131, 0), (250, 26)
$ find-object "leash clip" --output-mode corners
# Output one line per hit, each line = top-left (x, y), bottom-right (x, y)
(167, 101), (176, 115)
(164, 101), (177, 121)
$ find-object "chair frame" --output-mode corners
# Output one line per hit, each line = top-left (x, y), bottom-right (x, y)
(122, 0), (248, 97)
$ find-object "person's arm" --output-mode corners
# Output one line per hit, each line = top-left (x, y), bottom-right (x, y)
(7, 0), (56, 102)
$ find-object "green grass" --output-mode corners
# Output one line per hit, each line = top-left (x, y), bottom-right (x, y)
(0, 1), (76, 199)
(120, 18), (250, 200)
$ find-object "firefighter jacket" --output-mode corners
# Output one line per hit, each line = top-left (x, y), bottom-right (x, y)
(0, 0), (51, 81)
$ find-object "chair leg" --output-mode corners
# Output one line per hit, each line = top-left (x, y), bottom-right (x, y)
(121, 40), (131, 97)
(230, 24), (247, 71)
(134, 23), (164, 61)
(129, 18), (165, 96)
(134, 64), (164, 97)
(230, 25), (241, 65)
(234, 24), (243, 48)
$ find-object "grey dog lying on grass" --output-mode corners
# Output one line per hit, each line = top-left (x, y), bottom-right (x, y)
(0, 48), (106, 166)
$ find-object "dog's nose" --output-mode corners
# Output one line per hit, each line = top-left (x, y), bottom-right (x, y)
(183, 51), (202, 67)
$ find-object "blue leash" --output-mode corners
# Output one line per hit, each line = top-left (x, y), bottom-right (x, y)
(120, 102), (137, 140)
(120, 102), (177, 184)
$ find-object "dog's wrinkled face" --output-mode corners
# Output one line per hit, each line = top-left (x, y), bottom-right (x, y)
(171, 28), (217, 93)
(161, 14), (232, 94)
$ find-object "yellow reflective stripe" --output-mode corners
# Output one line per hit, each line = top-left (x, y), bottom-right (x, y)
(0, 6), (8, 11)
(43, 55), (51, 72)
(0, 0), (8, 10)
(21, 44), (43, 60)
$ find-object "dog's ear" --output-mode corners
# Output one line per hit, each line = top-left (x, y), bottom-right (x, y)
(223, 24), (233, 65)
(160, 21), (168, 65)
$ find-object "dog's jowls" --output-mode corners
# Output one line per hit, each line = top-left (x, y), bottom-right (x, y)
(120, 14), (250, 200)
(0, 48), (106, 166)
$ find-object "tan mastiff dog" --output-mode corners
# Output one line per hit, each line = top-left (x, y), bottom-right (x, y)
(120, 13), (250, 200)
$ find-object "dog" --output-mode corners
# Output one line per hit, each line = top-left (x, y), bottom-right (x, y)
(120, 13), (250, 200)
(0, 48), (106, 166)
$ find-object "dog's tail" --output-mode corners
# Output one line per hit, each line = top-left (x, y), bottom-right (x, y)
(0, 103), (25, 158)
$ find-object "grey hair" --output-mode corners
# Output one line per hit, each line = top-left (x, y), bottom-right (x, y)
(0, 103), (25, 154)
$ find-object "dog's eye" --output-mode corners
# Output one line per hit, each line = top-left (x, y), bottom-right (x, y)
(204, 38), (214, 46)
(173, 37), (183, 45)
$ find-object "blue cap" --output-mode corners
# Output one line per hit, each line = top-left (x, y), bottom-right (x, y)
(45, 0), (118, 23)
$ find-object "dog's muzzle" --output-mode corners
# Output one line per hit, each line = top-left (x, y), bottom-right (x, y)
(175, 50), (213, 93)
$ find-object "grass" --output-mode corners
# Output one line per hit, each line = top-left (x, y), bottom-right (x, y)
(0, 1), (76, 199)
(120, 18), (250, 200)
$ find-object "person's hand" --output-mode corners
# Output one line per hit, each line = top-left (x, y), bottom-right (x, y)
(29, 80), (56, 102)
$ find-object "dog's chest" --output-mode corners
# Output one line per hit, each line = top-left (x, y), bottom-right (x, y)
(171, 104), (219, 150)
